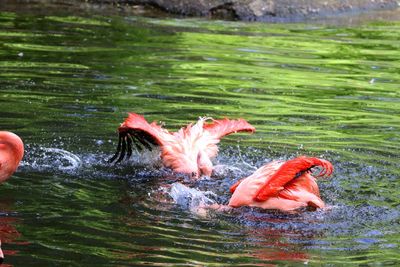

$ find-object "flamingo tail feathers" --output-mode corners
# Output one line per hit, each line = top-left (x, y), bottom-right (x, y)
(109, 113), (168, 163)
(203, 118), (255, 139)
(254, 157), (333, 202)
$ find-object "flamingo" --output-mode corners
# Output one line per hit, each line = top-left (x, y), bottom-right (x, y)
(109, 113), (255, 178)
(0, 240), (3, 264)
(0, 131), (24, 183)
(229, 156), (333, 212)
(0, 131), (24, 264)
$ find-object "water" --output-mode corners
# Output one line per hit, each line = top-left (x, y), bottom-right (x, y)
(0, 5), (399, 266)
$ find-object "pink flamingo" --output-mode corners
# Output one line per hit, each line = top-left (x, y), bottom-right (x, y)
(0, 240), (3, 265)
(0, 131), (24, 183)
(0, 131), (24, 264)
(229, 156), (333, 212)
(110, 113), (255, 178)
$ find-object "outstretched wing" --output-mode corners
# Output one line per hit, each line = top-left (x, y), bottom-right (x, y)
(203, 118), (255, 139)
(109, 113), (170, 163)
(253, 156), (333, 202)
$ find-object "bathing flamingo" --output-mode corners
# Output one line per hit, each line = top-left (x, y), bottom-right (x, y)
(0, 131), (24, 183)
(229, 156), (333, 212)
(110, 113), (255, 178)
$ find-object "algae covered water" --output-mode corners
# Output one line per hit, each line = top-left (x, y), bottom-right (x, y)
(0, 5), (399, 266)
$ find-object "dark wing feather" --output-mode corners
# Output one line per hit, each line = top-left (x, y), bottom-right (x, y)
(109, 129), (160, 163)
(109, 113), (168, 163)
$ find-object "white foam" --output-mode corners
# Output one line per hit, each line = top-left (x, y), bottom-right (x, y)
(169, 182), (217, 213)
(21, 146), (82, 172)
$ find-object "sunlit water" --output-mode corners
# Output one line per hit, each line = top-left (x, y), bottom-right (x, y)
(0, 6), (399, 266)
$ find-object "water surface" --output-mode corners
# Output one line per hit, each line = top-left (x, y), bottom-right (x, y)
(0, 7), (399, 266)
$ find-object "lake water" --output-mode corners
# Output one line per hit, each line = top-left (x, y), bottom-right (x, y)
(0, 5), (399, 266)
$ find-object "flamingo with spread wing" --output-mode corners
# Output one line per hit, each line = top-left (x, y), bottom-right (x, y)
(110, 113), (255, 178)
(229, 156), (333, 211)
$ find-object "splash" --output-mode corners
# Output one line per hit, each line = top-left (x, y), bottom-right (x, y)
(169, 183), (217, 213)
(21, 146), (82, 173)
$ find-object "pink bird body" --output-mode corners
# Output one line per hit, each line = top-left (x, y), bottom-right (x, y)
(0, 131), (24, 183)
(110, 113), (255, 178)
(229, 156), (333, 212)
(0, 131), (24, 264)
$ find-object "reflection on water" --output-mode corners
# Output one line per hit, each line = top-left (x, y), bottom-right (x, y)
(0, 4), (399, 266)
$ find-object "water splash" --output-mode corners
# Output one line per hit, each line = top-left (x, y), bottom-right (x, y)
(21, 146), (82, 172)
(169, 183), (217, 213)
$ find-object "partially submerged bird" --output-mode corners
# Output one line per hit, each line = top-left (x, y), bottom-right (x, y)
(229, 156), (333, 212)
(110, 113), (255, 178)
(0, 131), (24, 183)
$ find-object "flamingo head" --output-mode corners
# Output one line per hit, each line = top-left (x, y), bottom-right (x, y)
(0, 131), (24, 183)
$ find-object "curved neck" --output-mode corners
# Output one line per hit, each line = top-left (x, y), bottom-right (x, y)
(0, 132), (24, 183)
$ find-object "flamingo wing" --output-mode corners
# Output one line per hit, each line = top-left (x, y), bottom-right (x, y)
(229, 178), (244, 193)
(254, 156), (333, 202)
(109, 113), (170, 163)
(228, 161), (283, 208)
(203, 118), (255, 139)
(277, 173), (325, 209)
